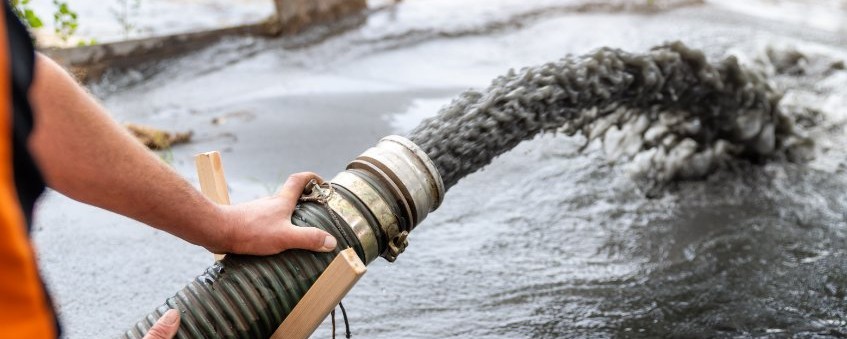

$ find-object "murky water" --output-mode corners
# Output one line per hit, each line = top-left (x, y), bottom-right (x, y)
(32, 1), (847, 338)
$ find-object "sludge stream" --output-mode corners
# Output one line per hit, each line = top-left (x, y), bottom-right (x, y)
(32, 1), (847, 338)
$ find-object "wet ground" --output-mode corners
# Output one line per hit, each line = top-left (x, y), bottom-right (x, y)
(32, 1), (847, 338)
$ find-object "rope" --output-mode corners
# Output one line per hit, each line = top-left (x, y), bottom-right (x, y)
(339, 302), (351, 338)
(330, 303), (351, 339)
(331, 309), (336, 339)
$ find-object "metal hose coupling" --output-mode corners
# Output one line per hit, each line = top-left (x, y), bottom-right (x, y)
(324, 135), (444, 263)
(122, 136), (444, 338)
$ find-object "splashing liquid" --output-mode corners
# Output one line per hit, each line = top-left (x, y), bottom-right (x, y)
(409, 42), (811, 190)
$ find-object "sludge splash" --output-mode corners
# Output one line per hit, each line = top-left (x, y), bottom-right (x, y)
(409, 42), (812, 190)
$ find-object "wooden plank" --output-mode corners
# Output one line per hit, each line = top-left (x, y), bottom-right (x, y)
(194, 151), (231, 261)
(271, 248), (367, 339)
(195, 151), (231, 205)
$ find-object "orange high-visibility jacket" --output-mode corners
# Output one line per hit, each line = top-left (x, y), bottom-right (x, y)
(0, 2), (59, 338)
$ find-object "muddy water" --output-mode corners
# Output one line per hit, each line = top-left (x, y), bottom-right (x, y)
(33, 1), (847, 338)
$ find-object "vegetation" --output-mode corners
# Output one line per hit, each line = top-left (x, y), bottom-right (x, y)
(52, 0), (78, 42)
(10, 0), (140, 44)
(11, 0), (79, 42)
(10, 0), (43, 29)
(111, 0), (141, 39)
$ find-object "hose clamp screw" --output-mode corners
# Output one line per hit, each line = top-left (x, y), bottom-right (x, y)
(301, 179), (332, 202)
(383, 230), (409, 262)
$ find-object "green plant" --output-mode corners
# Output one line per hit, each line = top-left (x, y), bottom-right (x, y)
(11, 0), (79, 42)
(10, 0), (44, 29)
(52, 0), (78, 41)
(77, 38), (97, 47)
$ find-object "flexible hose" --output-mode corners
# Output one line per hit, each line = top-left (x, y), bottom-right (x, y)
(122, 202), (363, 339)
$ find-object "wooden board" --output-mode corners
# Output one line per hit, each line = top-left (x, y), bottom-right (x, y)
(271, 248), (367, 339)
(194, 151), (231, 261)
(195, 151), (231, 205)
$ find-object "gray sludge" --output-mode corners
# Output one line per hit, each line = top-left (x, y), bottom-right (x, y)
(409, 42), (811, 190)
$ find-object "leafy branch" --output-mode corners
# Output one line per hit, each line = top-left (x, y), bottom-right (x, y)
(11, 0), (79, 42)
(52, 0), (78, 41)
(10, 0), (43, 29)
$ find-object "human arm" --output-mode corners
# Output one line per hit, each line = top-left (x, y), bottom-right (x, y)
(26, 53), (335, 255)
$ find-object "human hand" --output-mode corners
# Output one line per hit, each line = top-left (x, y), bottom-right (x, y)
(143, 309), (179, 339)
(208, 172), (337, 255)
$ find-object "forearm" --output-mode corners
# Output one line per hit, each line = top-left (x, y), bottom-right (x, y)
(28, 54), (228, 251)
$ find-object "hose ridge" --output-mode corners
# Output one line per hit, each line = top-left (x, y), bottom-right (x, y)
(123, 201), (363, 338)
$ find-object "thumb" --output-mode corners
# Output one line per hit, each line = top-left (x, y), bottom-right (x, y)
(143, 309), (180, 339)
(281, 225), (336, 252)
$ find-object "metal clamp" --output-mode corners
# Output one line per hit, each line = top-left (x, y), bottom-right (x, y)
(327, 135), (445, 263)
(300, 179), (381, 264)
(301, 179), (332, 201)
(382, 224), (408, 262)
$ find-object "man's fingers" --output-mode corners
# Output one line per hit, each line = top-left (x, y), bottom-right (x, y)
(277, 172), (322, 203)
(281, 225), (336, 252)
(276, 173), (336, 252)
(143, 309), (180, 339)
